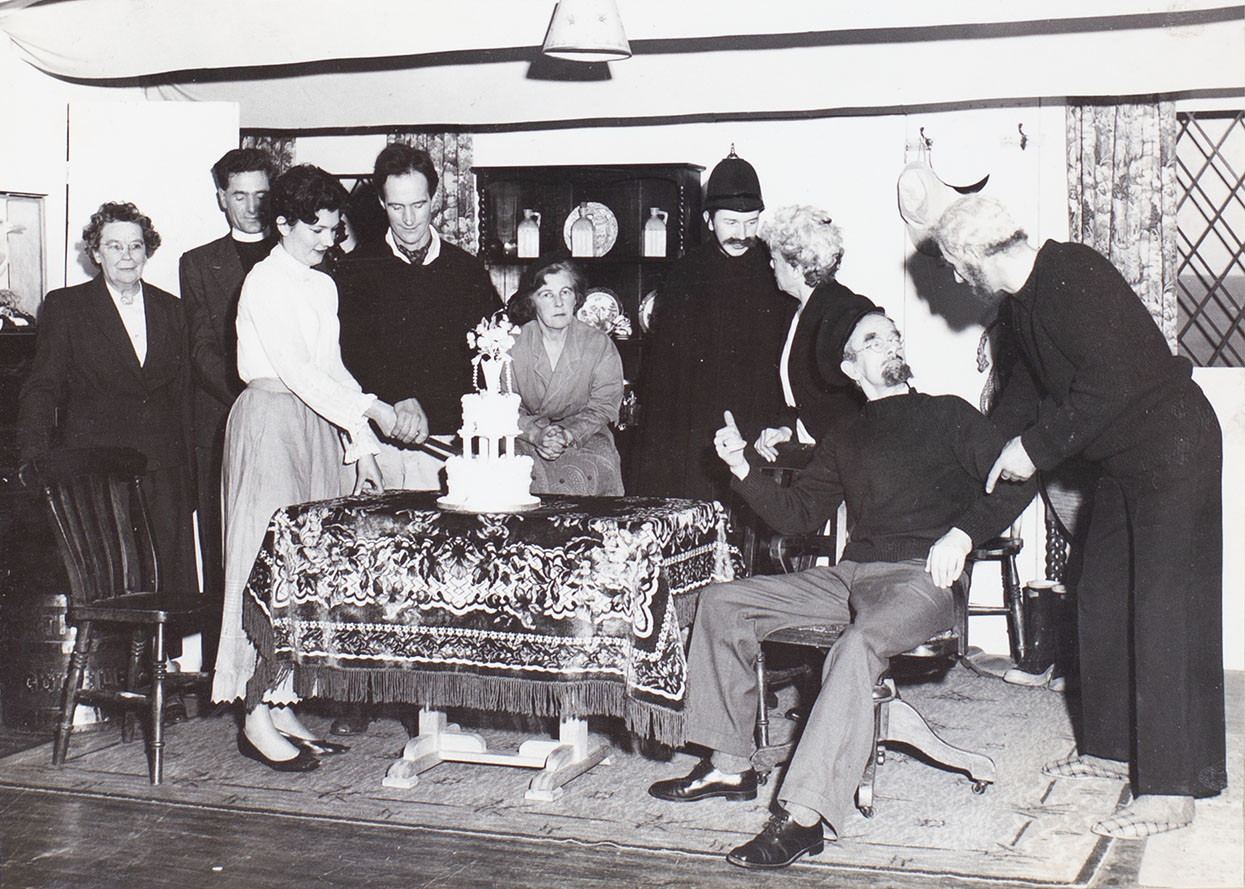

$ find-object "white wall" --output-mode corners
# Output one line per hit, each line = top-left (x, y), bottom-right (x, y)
(2, 36), (140, 296)
(65, 102), (239, 296)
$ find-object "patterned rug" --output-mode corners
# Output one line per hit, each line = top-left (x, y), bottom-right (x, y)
(0, 659), (1124, 885)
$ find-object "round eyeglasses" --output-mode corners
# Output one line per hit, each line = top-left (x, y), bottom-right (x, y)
(858, 334), (903, 354)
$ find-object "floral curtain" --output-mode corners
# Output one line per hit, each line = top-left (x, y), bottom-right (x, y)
(387, 131), (477, 252)
(1066, 101), (1179, 350)
(240, 133), (297, 175)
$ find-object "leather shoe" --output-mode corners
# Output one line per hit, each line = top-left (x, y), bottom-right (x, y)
(648, 758), (757, 802)
(726, 807), (824, 869)
(278, 731), (350, 756)
(236, 731), (320, 772)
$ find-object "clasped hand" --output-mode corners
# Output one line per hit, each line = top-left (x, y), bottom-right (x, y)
(536, 424), (572, 461)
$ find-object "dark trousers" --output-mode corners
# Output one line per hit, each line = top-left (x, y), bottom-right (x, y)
(193, 442), (225, 604)
(144, 463), (199, 659)
(1075, 389), (1226, 798)
(193, 442), (225, 665)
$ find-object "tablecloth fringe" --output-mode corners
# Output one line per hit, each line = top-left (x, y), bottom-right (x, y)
(286, 665), (686, 748)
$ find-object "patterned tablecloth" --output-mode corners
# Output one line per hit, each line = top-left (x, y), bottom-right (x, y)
(242, 492), (733, 746)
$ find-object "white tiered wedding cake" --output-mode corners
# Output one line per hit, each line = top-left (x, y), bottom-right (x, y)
(437, 315), (539, 512)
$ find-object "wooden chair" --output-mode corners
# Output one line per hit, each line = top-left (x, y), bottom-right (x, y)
(20, 447), (211, 784)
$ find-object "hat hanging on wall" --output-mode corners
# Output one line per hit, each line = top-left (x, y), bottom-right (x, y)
(897, 161), (961, 257)
(899, 132), (994, 256)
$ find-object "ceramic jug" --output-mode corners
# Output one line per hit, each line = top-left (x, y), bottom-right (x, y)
(642, 207), (669, 258)
(570, 203), (596, 258)
(517, 209), (541, 258)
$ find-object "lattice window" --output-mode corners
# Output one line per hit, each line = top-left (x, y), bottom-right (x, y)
(1176, 110), (1245, 367)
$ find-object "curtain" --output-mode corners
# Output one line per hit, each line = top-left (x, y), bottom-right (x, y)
(387, 132), (477, 252)
(240, 134), (297, 175)
(1066, 101), (1179, 350)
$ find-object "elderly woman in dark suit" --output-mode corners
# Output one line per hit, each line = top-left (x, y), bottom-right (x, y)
(19, 201), (197, 605)
(506, 256), (624, 496)
(752, 205), (878, 459)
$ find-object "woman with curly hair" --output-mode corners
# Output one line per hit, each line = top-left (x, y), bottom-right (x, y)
(753, 205), (880, 459)
(19, 201), (198, 610)
(210, 164), (419, 771)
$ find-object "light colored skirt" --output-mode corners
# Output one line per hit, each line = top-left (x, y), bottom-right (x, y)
(210, 380), (352, 704)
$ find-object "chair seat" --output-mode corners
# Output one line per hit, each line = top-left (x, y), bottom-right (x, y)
(68, 595), (213, 624)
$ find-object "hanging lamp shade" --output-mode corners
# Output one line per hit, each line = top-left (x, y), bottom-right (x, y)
(541, 0), (631, 62)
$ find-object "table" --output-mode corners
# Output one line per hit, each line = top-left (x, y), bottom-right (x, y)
(242, 491), (733, 798)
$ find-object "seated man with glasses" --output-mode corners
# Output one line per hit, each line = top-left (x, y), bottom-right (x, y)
(647, 305), (1035, 869)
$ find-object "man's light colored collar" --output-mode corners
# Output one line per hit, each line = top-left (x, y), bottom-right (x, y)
(385, 227), (441, 265)
(104, 279), (143, 307)
(231, 228), (268, 244)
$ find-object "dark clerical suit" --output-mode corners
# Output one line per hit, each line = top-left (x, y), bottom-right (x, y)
(179, 232), (274, 607)
(633, 241), (794, 502)
(19, 275), (197, 604)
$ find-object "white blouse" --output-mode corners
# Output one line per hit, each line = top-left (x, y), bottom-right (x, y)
(236, 243), (380, 461)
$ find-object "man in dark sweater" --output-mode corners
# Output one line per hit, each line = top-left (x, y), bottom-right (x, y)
(631, 148), (793, 501)
(648, 308), (1035, 869)
(935, 195), (1225, 839)
(180, 148), (276, 635)
(335, 144), (500, 490)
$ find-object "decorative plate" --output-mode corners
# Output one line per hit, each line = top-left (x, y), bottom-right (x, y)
(562, 202), (619, 257)
(638, 289), (657, 334)
(577, 287), (624, 333)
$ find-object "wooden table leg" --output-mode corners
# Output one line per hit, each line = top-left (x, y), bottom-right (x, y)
(524, 717), (611, 802)
(382, 708), (611, 799)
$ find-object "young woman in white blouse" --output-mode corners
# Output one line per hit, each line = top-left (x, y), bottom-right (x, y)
(210, 165), (421, 771)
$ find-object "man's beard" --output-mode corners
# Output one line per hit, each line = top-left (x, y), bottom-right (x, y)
(961, 262), (1001, 302)
(882, 360), (914, 387)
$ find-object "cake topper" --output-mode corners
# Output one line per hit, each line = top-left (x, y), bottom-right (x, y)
(466, 311), (521, 394)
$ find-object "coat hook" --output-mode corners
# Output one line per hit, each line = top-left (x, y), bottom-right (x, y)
(920, 127), (933, 151)
(1017, 123), (1028, 151)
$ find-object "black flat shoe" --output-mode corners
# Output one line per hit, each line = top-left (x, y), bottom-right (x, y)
(277, 731), (350, 756)
(329, 713), (370, 736)
(726, 807), (824, 869)
(236, 731), (321, 772)
(648, 758), (758, 802)
(164, 698), (189, 725)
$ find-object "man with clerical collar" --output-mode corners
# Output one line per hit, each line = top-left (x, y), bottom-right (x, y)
(647, 306), (1036, 869)
(631, 146), (794, 503)
(334, 143), (501, 493)
(180, 148), (277, 616)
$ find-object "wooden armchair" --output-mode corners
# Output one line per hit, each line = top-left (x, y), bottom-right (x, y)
(21, 447), (211, 784)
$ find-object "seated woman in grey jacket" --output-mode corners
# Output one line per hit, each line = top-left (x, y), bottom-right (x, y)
(506, 256), (624, 496)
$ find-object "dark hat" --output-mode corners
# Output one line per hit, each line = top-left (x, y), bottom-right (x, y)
(815, 292), (884, 386)
(704, 147), (764, 213)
